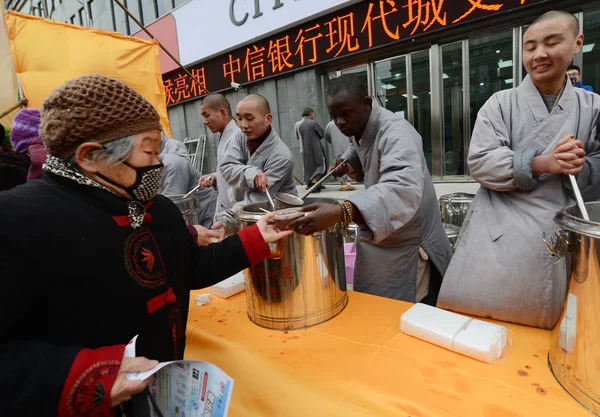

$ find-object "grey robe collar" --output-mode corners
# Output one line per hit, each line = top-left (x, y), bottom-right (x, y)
(518, 74), (575, 123)
(356, 104), (384, 150)
(247, 128), (279, 162)
(221, 119), (238, 142)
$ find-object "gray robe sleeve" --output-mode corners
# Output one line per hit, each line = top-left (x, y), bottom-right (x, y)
(324, 124), (332, 144)
(468, 95), (535, 192)
(347, 130), (424, 245)
(341, 143), (363, 181)
(220, 133), (261, 192)
(563, 120), (600, 201)
(159, 154), (191, 195)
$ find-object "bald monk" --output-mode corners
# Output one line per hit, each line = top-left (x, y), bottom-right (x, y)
(216, 94), (298, 234)
(291, 75), (452, 305)
(199, 94), (240, 222)
(438, 11), (600, 329)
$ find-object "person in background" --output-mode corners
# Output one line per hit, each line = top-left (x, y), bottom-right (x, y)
(0, 75), (291, 417)
(567, 64), (594, 92)
(198, 94), (240, 223)
(0, 122), (30, 191)
(9, 108), (47, 180)
(216, 94), (298, 235)
(158, 132), (200, 196)
(294, 114), (304, 168)
(438, 11), (600, 330)
(291, 75), (452, 305)
(324, 119), (355, 191)
(299, 107), (327, 192)
(158, 133), (219, 236)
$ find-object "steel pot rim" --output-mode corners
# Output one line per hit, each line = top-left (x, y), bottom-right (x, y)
(554, 202), (600, 239)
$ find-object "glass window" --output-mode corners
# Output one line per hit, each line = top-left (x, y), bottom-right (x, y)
(87, 0), (93, 23)
(582, 10), (600, 92)
(469, 29), (513, 174)
(374, 56), (408, 118)
(469, 29), (513, 120)
(412, 50), (432, 174)
(441, 42), (464, 177)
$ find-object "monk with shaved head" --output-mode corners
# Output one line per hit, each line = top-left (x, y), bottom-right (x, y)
(199, 94), (240, 231)
(214, 93), (298, 235)
(438, 11), (600, 330)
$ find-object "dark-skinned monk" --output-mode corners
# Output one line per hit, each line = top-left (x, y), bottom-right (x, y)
(291, 75), (452, 305)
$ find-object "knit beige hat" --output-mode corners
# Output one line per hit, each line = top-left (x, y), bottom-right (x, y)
(40, 74), (163, 159)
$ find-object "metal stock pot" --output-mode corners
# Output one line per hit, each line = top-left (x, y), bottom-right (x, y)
(546, 202), (600, 415)
(166, 194), (200, 225)
(443, 223), (461, 251)
(237, 198), (348, 330)
(439, 193), (474, 227)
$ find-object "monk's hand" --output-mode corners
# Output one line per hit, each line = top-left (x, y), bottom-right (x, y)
(289, 203), (343, 235)
(329, 158), (349, 177)
(192, 225), (222, 246)
(552, 135), (586, 175)
(199, 174), (215, 188)
(254, 172), (270, 192)
(256, 212), (293, 243)
(110, 356), (158, 407)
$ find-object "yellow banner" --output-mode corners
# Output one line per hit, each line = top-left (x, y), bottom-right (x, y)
(6, 11), (171, 136)
(0, 3), (18, 127)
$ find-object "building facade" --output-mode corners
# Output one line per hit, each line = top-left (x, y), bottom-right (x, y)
(7, 0), (600, 186)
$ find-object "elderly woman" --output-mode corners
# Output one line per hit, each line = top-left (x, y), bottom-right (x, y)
(0, 75), (290, 417)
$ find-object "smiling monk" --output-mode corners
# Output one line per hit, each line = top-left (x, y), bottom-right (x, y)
(438, 11), (600, 329)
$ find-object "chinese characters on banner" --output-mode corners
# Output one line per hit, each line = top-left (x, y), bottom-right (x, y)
(163, 0), (545, 106)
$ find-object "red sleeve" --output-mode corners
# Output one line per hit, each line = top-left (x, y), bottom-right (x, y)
(58, 345), (125, 417)
(187, 225), (199, 242)
(237, 224), (270, 266)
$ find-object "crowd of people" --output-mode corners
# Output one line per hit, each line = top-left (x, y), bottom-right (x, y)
(0, 9), (598, 417)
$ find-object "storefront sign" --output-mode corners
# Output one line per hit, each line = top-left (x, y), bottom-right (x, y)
(173, 0), (353, 65)
(164, 0), (548, 106)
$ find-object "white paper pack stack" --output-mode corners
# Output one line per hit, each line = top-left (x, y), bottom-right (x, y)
(453, 320), (508, 363)
(210, 271), (246, 298)
(400, 303), (508, 363)
(400, 303), (471, 350)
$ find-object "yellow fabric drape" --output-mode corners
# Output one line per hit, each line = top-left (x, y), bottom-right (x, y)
(6, 11), (171, 136)
(0, 3), (18, 127)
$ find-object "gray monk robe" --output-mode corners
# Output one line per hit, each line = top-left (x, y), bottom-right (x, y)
(217, 128), (298, 233)
(299, 117), (327, 184)
(342, 105), (453, 302)
(212, 120), (240, 219)
(438, 75), (600, 330)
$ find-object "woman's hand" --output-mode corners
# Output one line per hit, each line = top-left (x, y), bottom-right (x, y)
(256, 212), (293, 243)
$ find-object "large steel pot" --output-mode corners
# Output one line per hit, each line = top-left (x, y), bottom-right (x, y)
(166, 194), (200, 226)
(546, 202), (600, 416)
(443, 223), (461, 251)
(237, 198), (348, 330)
(439, 193), (474, 227)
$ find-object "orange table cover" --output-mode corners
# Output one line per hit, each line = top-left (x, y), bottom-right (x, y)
(185, 290), (586, 417)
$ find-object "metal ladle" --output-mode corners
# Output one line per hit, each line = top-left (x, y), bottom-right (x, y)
(265, 188), (276, 211)
(275, 159), (348, 209)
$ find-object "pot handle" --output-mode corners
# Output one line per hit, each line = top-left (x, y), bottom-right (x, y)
(543, 230), (570, 259)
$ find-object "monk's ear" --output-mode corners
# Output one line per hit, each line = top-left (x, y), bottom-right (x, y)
(266, 113), (273, 125)
(574, 33), (584, 55)
(363, 96), (373, 108)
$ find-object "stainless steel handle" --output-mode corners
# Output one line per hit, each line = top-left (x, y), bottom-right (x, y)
(543, 230), (571, 259)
